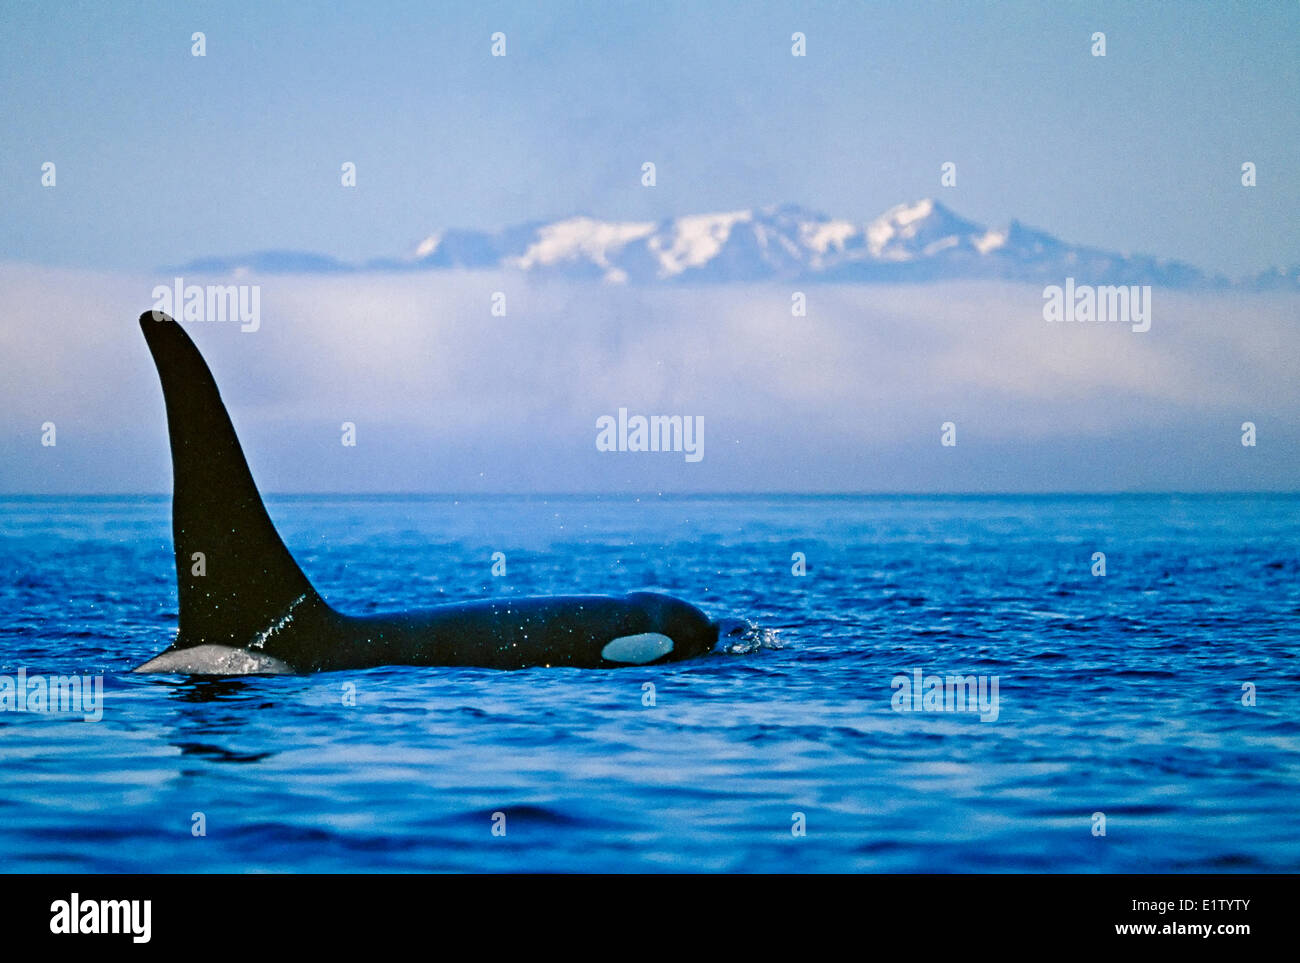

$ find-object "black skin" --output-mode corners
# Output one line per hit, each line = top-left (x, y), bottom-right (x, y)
(243, 592), (718, 672)
(137, 311), (718, 672)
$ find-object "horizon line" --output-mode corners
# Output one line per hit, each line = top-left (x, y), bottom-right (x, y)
(3, 490), (1298, 500)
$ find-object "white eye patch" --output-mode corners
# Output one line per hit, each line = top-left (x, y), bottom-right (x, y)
(601, 633), (674, 665)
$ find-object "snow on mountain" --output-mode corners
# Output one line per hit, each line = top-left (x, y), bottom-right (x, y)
(172, 200), (1295, 289)
(507, 217), (656, 283)
(865, 198), (983, 260)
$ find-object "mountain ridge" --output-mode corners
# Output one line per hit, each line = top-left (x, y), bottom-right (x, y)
(171, 199), (1297, 289)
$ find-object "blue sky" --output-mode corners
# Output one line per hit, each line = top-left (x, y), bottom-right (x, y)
(2, 0), (1297, 277)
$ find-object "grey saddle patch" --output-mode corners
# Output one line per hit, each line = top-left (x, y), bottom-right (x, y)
(134, 645), (295, 676)
(600, 632), (674, 665)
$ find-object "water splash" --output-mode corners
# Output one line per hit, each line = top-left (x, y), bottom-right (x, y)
(249, 593), (309, 651)
(714, 618), (784, 655)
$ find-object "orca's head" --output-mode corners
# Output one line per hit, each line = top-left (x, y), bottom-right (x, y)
(620, 591), (719, 662)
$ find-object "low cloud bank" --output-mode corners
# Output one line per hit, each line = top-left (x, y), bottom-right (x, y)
(1, 265), (1296, 493)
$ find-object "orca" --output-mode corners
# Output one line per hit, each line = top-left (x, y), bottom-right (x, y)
(133, 311), (720, 674)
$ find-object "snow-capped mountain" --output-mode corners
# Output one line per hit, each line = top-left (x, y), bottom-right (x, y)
(175, 199), (1292, 288)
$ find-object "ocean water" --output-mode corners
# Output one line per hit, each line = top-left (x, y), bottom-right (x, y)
(0, 493), (1296, 873)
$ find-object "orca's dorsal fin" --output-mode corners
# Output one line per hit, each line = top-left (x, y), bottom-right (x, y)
(139, 311), (327, 651)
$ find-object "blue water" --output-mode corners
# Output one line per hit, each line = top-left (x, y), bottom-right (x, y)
(0, 494), (1296, 872)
